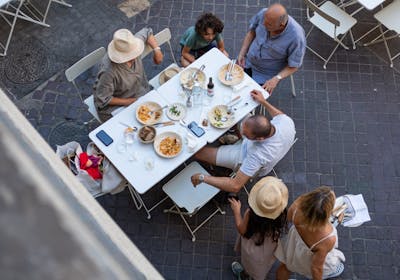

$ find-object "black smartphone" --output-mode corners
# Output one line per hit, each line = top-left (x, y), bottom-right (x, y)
(188, 121), (205, 137)
(96, 130), (113, 146)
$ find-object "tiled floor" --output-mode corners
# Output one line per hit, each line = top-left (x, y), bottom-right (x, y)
(1, 0), (399, 279)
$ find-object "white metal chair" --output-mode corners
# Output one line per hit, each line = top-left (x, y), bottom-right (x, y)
(0, 0), (23, 56)
(162, 161), (226, 242)
(363, 0), (400, 68)
(20, 0), (71, 26)
(65, 47), (106, 124)
(141, 28), (180, 89)
(304, 0), (357, 69)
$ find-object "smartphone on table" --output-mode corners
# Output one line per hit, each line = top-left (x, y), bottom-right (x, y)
(188, 121), (205, 137)
(96, 130), (114, 146)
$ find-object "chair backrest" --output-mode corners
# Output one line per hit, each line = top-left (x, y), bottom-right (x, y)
(304, 0), (340, 27)
(141, 28), (178, 65)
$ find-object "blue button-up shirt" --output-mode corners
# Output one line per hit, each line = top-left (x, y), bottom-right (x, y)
(246, 8), (306, 84)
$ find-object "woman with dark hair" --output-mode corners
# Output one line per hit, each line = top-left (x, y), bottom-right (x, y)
(180, 12), (229, 66)
(229, 176), (288, 280)
(275, 186), (345, 280)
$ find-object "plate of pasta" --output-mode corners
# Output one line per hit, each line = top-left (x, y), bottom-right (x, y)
(136, 102), (163, 125)
(208, 105), (235, 128)
(153, 132), (183, 158)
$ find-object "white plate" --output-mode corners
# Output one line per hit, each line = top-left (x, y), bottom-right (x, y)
(153, 131), (183, 158)
(166, 103), (187, 120)
(180, 67), (206, 89)
(208, 105), (235, 128)
(218, 63), (244, 86)
(135, 101), (163, 125)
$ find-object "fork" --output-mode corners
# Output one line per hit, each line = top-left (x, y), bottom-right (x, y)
(225, 59), (236, 81)
(149, 105), (168, 115)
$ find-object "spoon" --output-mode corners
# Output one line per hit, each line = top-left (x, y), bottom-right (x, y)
(150, 105), (168, 115)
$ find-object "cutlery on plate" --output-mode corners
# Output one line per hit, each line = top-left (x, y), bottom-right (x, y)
(119, 122), (137, 131)
(149, 105), (168, 115)
(152, 121), (175, 127)
(225, 59), (236, 81)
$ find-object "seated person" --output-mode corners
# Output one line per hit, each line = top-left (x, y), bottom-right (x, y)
(93, 28), (163, 122)
(191, 90), (296, 193)
(180, 12), (229, 67)
(237, 3), (306, 94)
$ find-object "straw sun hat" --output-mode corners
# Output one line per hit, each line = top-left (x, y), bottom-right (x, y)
(108, 29), (144, 63)
(248, 176), (289, 219)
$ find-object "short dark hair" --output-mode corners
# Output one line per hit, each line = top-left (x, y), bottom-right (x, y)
(246, 115), (271, 138)
(244, 208), (288, 244)
(195, 13), (224, 35)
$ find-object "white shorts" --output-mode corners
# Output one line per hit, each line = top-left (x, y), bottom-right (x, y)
(216, 141), (242, 171)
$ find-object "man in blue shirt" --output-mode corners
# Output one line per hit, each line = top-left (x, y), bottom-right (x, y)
(238, 4), (306, 94)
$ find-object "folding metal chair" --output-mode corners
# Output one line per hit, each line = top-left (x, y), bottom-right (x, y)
(363, 0), (400, 68)
(141, 28), (180, 89)
(65, 47), (106, 124)
(20, 0), (71, 26)
(162, 161), (225, 242)
(0, 0), (23, 56)
(304, 0), (357, 69)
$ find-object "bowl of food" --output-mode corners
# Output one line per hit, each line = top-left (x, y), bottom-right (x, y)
(218, 63), (244, 86)
(153, 131), (183, 158)
(166, 102), (186, 121)
(208, 105), (235, 128)
(180, 67), (206, 90)
(138, 126), (156, 144)
(136, 101), (163, 125)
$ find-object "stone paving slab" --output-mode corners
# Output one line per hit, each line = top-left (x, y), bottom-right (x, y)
(1, 0), (400, 279)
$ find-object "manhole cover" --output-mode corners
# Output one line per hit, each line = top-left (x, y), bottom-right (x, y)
(5, 38), (49, 84)
(49, 121), (90, 150)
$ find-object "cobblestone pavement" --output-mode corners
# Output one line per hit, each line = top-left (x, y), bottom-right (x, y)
(1, 0), (399, 279)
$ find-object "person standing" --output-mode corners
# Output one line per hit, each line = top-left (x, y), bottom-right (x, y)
(237, 3), (306, 94)
(275, 187), (345, 280)
(230, 176), (289, 280)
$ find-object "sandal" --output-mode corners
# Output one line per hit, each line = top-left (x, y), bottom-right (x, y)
(231, 261), (244, 279)
(325, 262), (344, 279)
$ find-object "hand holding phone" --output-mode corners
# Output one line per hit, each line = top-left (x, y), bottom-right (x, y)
(188, 121), (205, 137)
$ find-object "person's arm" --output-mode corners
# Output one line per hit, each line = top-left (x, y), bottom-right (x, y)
(237, 30), (256, 67)
(262, 66), (298, 94)
(108, 96), (137, 106)
(145, 34), (163, 65)
(181, 45), (195, 64)
(229, 200), (250, 236)
(250, 90), (284, 117)
(217, 39), (229, 57)
(311, 237), (336, 280)
(191, 170), (251, 193)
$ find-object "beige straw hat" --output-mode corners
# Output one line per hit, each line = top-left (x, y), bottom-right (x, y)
(248, 176), (289, 219)
(108, 29), (145, 63)
(159, 66), (181, 85)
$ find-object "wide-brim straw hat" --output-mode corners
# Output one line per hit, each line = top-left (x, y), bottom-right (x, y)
(248, 176), (288, 219)
(108, 29), (144, 63)
(159, 66), (181, 85)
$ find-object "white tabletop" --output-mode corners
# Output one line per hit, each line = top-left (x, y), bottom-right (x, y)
(89, 48), (269, 194)
(157, 48), (268, 143)
(357, 0), (384, 10)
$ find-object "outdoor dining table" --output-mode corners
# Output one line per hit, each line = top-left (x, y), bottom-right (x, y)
(89, 48), (268, 218)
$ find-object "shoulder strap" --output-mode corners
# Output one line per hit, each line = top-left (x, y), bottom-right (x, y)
(310, 227), (335, 250)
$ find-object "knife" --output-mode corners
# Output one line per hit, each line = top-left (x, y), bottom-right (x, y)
(226, 95), (241, 107)
(152, 121), (175, 127)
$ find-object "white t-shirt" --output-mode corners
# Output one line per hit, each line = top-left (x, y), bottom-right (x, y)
(239, 114), (296, 177)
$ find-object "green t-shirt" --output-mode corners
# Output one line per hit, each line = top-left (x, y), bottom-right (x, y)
(180, 26), (222, 50)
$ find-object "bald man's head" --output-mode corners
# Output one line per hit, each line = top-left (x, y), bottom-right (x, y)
(264, 3), (288, 34)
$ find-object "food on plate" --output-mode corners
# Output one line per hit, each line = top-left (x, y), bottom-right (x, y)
(169, 105), (181, 117)
(213, 107), (223, 121)
(139, 126), (156, 142)
(159, 136), (181, 157)
(137, 105), (161, 123)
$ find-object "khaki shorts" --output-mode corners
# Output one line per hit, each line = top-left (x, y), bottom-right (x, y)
(215, 141), (242, 171)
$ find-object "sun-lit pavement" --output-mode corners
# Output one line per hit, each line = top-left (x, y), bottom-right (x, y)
(1, 0), (399, 279)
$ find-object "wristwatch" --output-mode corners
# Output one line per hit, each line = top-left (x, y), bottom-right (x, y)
(198, 174), (205, 183)
(275, 74), (283, 80)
